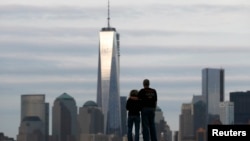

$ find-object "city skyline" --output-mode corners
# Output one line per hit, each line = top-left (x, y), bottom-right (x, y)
(1, 0), (250, 139)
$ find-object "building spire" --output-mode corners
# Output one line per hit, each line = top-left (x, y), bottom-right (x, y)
(101, 0), (116, 31)
(107, 0), (110, 28)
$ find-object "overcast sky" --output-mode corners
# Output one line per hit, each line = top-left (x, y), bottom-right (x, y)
(0, 0), (250, 138)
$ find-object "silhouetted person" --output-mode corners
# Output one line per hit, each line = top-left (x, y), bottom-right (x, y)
(138, 79), (158, 141)
(126, 89), (141, 141)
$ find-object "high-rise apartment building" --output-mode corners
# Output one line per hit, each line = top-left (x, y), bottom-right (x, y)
(202, 68), (224, 123)
(19, 94), (49, 141)
(52, 93), (77, 141)
(96, 2), (122, 136)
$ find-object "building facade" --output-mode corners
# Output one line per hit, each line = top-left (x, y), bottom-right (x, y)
(17, 116), (44, 141)
(19, 94), (49, 141)
(120, 96), (127, 137)
(52, 93), (77, 141)
(179, 103), (194, 141)
(202, 68), (224, 124)
(78, 100), (104, 141)
(155, 106), (172, 141)
(192, 95), (206, 136)
(96, 23), (121, 136)
(219, 101), (234, 124)
(230, 91), (250, 124)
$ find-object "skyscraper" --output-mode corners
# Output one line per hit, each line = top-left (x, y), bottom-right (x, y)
(96, 0), (122, 136)
(179, 103), (194, 141)
(120, 96), (127, 136)
(52, 93), (77, 141)
(202, 68), (224, 124)
(19, 94), (49, 141)
(192, 95), (206, 134)
(17, 116), (44, 141)
(78, 100), (104, 137)
(230, 91), (250, 124)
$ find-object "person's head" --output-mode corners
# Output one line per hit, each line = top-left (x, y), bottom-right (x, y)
(143, 79), (150, 88)
(130, 89), (138, 97)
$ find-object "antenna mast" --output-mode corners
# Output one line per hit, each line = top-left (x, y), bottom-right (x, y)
(107, 0), (110, 28)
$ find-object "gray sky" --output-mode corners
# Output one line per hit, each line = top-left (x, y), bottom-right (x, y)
(1, 0), (250, 138)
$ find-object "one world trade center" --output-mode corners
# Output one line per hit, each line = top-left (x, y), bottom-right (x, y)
(96, 1), (122, 136)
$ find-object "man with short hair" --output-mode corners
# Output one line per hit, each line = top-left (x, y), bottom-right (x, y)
(138, 79), (158, 141)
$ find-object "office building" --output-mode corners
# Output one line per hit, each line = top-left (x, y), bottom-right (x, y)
(19, 94), (49, 141)
(78, 100), (104, 141)
(196, 128), (206, 141)
(219, 101), (234, 124)
(230, 91), (250, 124)
(192, 95), (206, 135)
(52, 93), (77, 141)
(0, 132), (15, 141)
(155, 106), (172, 141)
(120, 96), (127, 137)
(178, 103), (194, 141)
(202, 68), (224, 124)
(96, 2), (122, 136)
(17, 116), (44, 141)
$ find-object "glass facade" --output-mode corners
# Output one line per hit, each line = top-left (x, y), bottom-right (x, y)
(230, 91), (250, 124)
(96, 27), (121, 136)
(202, 68), (224, 123)
(52, 93), (77, 141)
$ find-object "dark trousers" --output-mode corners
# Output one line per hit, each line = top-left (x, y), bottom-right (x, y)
(127, 115), (140, 141)
(141, 108), (158, 141)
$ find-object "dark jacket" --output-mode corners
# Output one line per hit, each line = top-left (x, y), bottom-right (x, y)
(138, 87), (157, 108)
(126, 97), (142, 116)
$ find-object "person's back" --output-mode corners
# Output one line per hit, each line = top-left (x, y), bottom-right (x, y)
(138, 87), (157, 108)
(126, 89), (141, 141)
(138, 79), (158, 141)
(126, 97), (141, 116)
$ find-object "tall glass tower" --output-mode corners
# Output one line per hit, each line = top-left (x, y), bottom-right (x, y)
(202, 68), (224, 124)
(96, 0), (121, 136)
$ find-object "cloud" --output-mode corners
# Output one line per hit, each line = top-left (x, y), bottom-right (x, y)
(0, 1), (250, 138)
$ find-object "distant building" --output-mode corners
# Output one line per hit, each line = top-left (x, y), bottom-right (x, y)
(78, 100), (104, 141)
(219, 101), (234, 124)
(230, 91), (250, 124)
(52, 93), (77, 141)
(96, 2), (122, 136)
(178, 103), (194, 141)
(173, 131), (178, 141)
(0, 132), (15, 141)
(17, 116), (44, 141)
(192, 95), (206, 135)
(202, 68), (224, 124)
(19, 94), (49, 141)
(196, 128), (206, 141)
(155, 106), (172, 141)
(120, 96), (127, 137)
